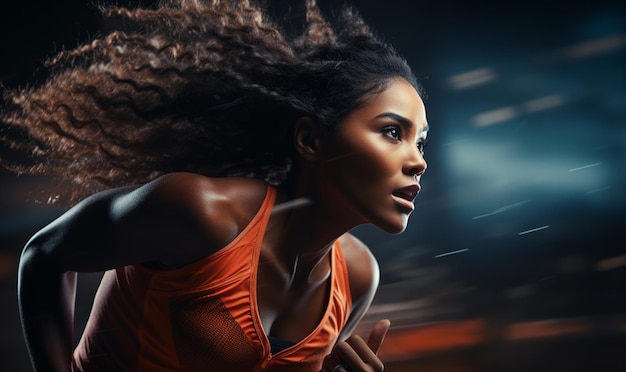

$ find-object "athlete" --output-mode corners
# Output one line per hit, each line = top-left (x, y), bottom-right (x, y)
(3, 1), (429, 370)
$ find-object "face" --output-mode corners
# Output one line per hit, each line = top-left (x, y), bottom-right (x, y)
(318, 78), (428, 234)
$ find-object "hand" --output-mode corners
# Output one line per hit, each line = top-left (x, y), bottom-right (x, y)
(321, 319), (391, 372)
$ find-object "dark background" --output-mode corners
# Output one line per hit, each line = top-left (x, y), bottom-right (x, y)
(1, 0), (625, 370)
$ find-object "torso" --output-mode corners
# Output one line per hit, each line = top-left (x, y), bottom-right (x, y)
(143, 173), (373, 344)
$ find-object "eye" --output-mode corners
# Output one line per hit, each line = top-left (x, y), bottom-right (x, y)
(382, 126), (401, 141)
(417, 138), (429, 155)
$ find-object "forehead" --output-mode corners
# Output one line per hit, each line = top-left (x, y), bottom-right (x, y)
(354, 78), (428, 132)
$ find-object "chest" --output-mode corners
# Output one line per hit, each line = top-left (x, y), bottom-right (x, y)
(116, 238), (353, 371)
(255, 258), (332, 344)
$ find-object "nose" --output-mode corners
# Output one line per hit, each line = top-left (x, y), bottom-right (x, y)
(403, 145), (427, 179)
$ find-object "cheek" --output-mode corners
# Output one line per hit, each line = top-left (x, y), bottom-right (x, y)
(327, 137), (395, 187)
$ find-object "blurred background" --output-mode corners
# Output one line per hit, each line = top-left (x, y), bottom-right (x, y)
(1, 0), (625, 370)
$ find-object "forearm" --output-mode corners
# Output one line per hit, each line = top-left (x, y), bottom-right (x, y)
(18, 246), (77, 372)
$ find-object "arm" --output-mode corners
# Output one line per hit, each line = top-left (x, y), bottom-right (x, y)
(320, 234), (389, 372)
(17, 173), (254, 371)
(18, 186), (136, 372)
(337, 236), (381, 342)
(18, 252), (77, 372)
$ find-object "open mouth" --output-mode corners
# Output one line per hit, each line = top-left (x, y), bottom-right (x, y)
(392, 189), (417, 201)
(392, 185), (420, 202)
(391, 185), (420, 212)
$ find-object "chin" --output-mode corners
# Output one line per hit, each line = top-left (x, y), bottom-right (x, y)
(374, 215), (410, 235)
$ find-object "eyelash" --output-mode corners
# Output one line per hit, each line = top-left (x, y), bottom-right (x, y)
(417, 138), (429, 155)
(382, 126), (402, 141)
(382, 125), (428, 155)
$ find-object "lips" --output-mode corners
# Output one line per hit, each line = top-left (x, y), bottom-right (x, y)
(391, 184), (420, 212)
(392, 184), (421, 202)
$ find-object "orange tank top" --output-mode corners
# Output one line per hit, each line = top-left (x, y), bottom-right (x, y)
(72, 185), (353, 371)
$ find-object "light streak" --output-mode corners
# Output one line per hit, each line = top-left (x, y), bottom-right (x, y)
(569, 163), (601, 172)
(518, 225), (550, 235)
(271, 198), (312, 213)
(595, 254), (626, 272)
(586, 186), (610, 194)
(473, 106), (518, 127)
(506, 318), (590, 340)
(564, 34), (626, 60)
(522, 94), (567, 113)
(472, 200), (530, 219)
(473, 94), (567, 127)
(449, 67), (498, 90)
(435, 248), (469, 258)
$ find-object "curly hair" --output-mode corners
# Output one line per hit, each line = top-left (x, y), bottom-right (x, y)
(0, 0), (419, 203)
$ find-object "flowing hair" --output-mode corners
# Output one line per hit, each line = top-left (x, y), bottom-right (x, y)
(0, 0), (419, 203)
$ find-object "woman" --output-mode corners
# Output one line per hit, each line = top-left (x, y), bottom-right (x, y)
(4, 0), (428, 371)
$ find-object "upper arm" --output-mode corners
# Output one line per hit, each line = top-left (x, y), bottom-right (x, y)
(338, 233), (380, 340)
(20, 172), (253, 273)
(20, 185), (145, 273)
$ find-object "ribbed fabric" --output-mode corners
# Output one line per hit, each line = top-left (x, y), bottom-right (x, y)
(72, 185), (353, 371)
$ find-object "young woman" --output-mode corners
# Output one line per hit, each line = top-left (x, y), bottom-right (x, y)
(3, 0), (428, 371)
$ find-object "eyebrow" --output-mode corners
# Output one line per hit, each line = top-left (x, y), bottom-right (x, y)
(375, 112), (429, 133)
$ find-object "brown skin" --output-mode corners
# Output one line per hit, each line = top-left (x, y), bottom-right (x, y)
(17, 78), (427, 371)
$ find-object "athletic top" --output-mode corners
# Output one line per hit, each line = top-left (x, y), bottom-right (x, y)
(72, 185), (353, 371)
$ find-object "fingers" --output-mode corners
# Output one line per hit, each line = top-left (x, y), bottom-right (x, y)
(322, 319), (391, 371)
(324, 338), (376, 371)
(344, 335), (384, 370)
(366, 319), (391, 355)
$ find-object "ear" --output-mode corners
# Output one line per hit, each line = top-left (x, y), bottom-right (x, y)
(293, 116), (323, 161)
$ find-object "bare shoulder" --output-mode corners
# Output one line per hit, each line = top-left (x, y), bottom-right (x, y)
(149, 171), (268, 233)
(133, 172), (268, 265)
(146, 172), (267, 213)
(338, 233), (380, 304)
(19, 173), (269, 272)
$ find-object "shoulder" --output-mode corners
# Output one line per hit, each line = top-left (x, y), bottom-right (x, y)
(131, 172), (269, 265)
(149, 171), (269, 239)
(144, 172), (267, 211)
(338, 233), (380, 306)
(144, 172), (266, 199)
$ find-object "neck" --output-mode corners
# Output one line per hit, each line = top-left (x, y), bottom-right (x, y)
(263, 170), (362, 287)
